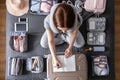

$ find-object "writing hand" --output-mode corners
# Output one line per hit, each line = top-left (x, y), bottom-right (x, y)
(53, 59), (62, 68)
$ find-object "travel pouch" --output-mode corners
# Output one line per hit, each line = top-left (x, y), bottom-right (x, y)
(84, 0), (106, 14)
(92, 55), (109, 76)
(9, 32), (28, 52)
(88, 17), (106, 31)
(9, 56), (44, 76)
(87, 32), (106, 45)
(9, 57), (23, 76)
(30, 0), (58, 15)
(26, 56), (44, 73)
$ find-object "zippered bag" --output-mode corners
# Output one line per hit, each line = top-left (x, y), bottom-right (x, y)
(84, 0), (106, 14)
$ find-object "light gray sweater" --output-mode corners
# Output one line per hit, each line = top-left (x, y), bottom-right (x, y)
(43, 3), (83, 35)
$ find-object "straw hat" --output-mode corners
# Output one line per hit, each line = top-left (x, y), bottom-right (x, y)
(6, 0), (29, 16)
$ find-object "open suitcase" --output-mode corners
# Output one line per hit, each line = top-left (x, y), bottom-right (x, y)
(47, 53), (88, 80)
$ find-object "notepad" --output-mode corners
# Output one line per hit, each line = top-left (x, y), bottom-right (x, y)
(53, 55), (76, 72)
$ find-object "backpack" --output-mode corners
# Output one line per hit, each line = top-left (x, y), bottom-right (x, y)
(84, 0), (106, 14)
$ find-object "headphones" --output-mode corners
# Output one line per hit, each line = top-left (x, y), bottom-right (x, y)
(62, 0), (83, 13)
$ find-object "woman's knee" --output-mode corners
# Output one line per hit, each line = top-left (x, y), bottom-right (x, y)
(74, 40), (85, 48)
(40, 40), (49, 48)
(40, 31), (49, 48)
(74, 32), (85, 48)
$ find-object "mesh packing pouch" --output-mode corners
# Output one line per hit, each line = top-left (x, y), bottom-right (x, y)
(26, 56), (44, 73)
(30, 0), (58, 15)
(9, 32), (28, 52)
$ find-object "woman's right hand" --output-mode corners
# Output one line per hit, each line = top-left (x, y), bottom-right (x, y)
(52, 59), (62, 68)
(46, 30), (62, 68)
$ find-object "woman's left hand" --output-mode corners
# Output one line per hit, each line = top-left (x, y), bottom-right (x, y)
(64, 47), (72, 58)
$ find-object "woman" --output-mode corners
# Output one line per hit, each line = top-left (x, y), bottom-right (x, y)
(40, 3), (85, 68)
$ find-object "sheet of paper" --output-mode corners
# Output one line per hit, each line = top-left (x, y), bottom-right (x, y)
(53, 55), (76, 72)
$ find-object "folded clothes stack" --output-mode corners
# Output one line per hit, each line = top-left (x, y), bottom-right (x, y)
(10, 58), (23, 76)
(9, 56), (44, 76)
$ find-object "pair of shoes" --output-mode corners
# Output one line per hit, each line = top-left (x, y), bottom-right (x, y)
(26, 56), (44, 73)
(13, 36), (25, 52)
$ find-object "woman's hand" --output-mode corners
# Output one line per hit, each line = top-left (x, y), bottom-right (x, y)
(64, 27), (78, 58)
(52, 58), (62, 68)
(64, 47), (72, 58)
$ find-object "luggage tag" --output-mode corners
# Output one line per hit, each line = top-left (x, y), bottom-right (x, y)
(87, 32), (106, 45)
(92, 55), (109, 76)
(26, 56), (44, 73)
(88, 17), (106, 31)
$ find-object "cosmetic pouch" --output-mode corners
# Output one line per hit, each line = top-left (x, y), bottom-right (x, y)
(26, 56), (44, 73)
(92, 55), (109, 76)
(88, 17), (106, 31)
(87, 32), (106, 45)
